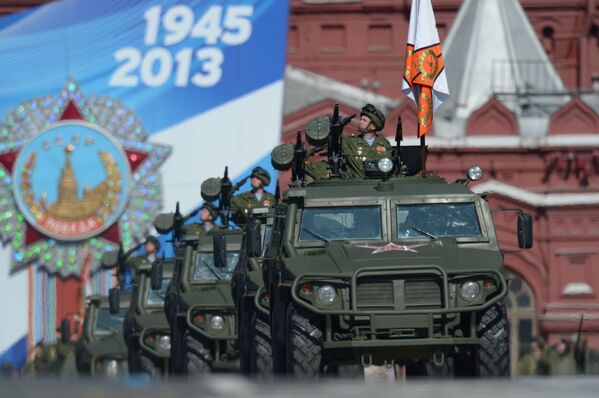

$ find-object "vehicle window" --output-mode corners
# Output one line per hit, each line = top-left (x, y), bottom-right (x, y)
(299, 206), (382, 242)
(192, 251), (240, 281)
(95, 308), (126, 334)
(145, 277), (171, 306)
(262, 226), (273, 256)
(396, 203), (481, 239)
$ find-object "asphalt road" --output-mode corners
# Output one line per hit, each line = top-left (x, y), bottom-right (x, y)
(1, 376), (599, 398)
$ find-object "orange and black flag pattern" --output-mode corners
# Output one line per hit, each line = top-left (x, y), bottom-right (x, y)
(403, 43), (445, 137)
(401, 0), (450, 137)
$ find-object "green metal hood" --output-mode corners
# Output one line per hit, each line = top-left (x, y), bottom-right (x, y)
(134, 311), (169, 331)
(283, 240), (503, 279)
(84, 332), (128, 358)
(180, 281), (234, 311)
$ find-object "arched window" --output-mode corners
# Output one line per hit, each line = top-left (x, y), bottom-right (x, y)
(505, 269), (536, 373)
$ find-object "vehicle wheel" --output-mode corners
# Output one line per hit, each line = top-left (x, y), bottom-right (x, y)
(286, 304), (323, 377)
(183, 329), (211, 375)
(139, 352), (160, 379)
(476, 302), (510, 377)
(250, 312), (273, 376)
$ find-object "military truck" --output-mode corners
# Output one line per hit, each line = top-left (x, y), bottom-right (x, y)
(258, 106), (533, 377)
(74, 294), (130, 377)
(154, 182), (247, 375)
(105, 252), (173, 378)
(152, 225), (243, 374)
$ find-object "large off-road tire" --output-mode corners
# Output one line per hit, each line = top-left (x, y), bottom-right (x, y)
(139, 352), (160, 379)
(286, 304), (323, 377)
(250, 312), (273, 376)
(476, 302), (510, 377)
(183, 330), (211, 375)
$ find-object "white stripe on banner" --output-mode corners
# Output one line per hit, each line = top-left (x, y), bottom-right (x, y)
(0, 248), (28, 355)
(154, 80), (284, 214)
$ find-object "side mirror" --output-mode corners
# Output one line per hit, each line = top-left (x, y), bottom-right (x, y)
(213, 233), (227, 268)
(108, 288), (120, 314)
(60, 318), (71, 344)
(101, 251), (119, 268)
(154, 213), (175, 234)
(151, 260), (163, 290)
(517, 213), (533, 249)
(246, 221), (262, 258)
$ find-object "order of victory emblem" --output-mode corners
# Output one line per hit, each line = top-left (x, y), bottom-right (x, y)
(0, 79), (170, 276)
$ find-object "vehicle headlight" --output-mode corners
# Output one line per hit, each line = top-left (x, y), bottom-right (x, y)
(210, 315), (224, 330)
(158, 335), (171, 352)
(317, 285), (337, 305)
(377, 158), (393, 173)
(104, 359), (120, 378)
(459, 281), (481, 300)
(467, 165), (483, 181)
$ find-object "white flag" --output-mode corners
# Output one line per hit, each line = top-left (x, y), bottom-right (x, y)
(402, 0), (450, 136)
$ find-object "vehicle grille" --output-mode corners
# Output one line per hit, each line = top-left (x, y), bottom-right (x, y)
(404, 280), (442, 308)
(356, 281), (394, 307)
(355, 278), (442, 309)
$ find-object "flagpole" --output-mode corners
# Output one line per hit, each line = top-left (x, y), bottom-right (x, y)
(420, 134), (427, 176)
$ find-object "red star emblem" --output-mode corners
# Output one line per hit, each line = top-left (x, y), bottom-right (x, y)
(0, 100), (148, 246)
(358, 242), (426, 254)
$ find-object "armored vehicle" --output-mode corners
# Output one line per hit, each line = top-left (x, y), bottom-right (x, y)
(260, 106), (533, 377)
(74, 294), (130, 377)
(106, 253), (173, 378)
(155, 191), (244, 374)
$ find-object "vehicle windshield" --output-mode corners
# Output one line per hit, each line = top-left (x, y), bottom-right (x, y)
(299, 206), (382, 242)
(192, 251), (240, 281)
(95, 308), (126, 335)
(396, 203), (481, 239)
(145, 277), (171, 306)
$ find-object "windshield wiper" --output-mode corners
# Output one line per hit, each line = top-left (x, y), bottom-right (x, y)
(201, 259), (223, 280)
(97, 323), (120, 335)
(301, 227), (331, 243)
(408, 225), (437, 240)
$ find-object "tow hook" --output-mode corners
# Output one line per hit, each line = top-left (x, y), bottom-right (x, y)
(433, 352), (445, 367)
(361, 354), (373, 368)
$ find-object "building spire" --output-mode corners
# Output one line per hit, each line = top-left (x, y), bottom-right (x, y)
(438, 0), (565, 124)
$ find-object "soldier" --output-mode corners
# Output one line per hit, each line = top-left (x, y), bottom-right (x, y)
(550, 338), (577, 376)
(231, 167), (276, 224)
(143, 235), (160, 263)
(516, 336), (551, 376)
(183, 202), (220, 236)
(342, 103), (392, 179)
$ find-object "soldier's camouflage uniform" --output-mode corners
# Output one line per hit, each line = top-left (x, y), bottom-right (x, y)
(231, 191), (276, 223)
(182, 223), (221, 236)
(342, 134), (392, 179)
